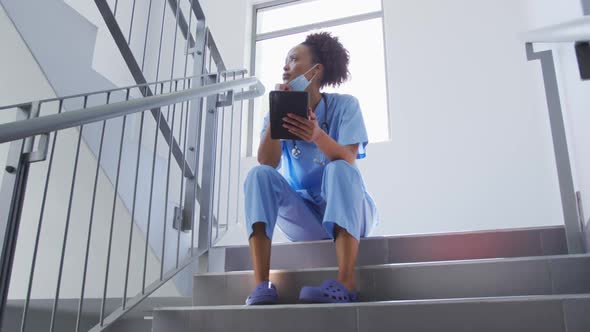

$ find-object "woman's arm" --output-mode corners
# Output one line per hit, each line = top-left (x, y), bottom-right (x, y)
(257, 120), (282, 168)
(314, 131), (358, 165)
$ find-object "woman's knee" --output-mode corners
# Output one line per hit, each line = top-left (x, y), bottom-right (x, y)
(325, 221), (362, 241)
(325, 159), (354, 175)
(247, 221), (273, 241)
(245, 165), (279, 187)
(324, 160), (361, 184)
(250, 221), (269, 236)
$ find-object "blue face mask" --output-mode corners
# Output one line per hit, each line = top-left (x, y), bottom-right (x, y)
(287, 63), (320, 91)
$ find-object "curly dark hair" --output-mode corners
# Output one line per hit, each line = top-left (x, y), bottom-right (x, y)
(301, 32), (350, 89)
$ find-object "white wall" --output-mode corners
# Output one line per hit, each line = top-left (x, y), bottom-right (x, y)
(199, 0), (252, 71)
(196, 0), (587, 245)
(366, 0), (563, 236)
(0, 4), (181, 299)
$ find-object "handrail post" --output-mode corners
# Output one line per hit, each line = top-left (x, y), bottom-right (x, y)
(525, 43), (585, 253)
(182, 19), (207, 235)
(0, 106), (34, 329)
(197, 74), (220, 273)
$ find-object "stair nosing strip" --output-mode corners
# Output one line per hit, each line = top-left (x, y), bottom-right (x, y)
(194, 253), (590, 277)
(210, 225), (565, 250)
(155, 293), (590, 311)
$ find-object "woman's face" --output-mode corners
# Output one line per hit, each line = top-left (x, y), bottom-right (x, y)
(282, 44), (319, 84)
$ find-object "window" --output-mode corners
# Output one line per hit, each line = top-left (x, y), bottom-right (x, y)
(248, 0), (389, 156)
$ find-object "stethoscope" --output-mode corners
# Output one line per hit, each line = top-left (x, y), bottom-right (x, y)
(291, 93), (329, 165)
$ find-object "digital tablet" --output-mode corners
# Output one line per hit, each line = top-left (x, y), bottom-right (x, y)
(269, 90), (309, 140)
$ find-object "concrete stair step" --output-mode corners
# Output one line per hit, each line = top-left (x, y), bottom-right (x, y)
(193, 254), (590, 306)
(153, 294), (590, 332)
(206, 226), (567, 272)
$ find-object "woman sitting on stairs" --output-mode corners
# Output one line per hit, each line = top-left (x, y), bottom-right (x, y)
(243, 32), (379, 305)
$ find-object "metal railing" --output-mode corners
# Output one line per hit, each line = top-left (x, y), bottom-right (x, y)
(94, 0), (238, 243)
(0, 0), (265, 330)
(523, 16), (590, 43)
(0, 71), (264, 332)
(524, 16), (590, 254)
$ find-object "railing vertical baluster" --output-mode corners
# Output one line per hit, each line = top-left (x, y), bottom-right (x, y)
(20, 100), (63, 332)
(212, 74), (220, 243)
(123, 87), (147, 309)
(171, 0), (181, 77)
(113, 0), (119, 17)
(154, 0), (168, 83)
(75, 93), (110, 332)
(214, 74), (227, 240)
(147, 83), (169, 290)
(140, 0), (154, 72)
(184, 0), (195, 69)
(158, 79), (178, 281)
(144, 81), (164, 292)
(176, 94), (187, 268)
(174, 0), (194, 262)
(208, 45), (212, 73)
(189, 79), (200, 259)
(164, 0), (182, 126)
(235, 72), (246, 225)
(49, 96), (88, 332)
(224, 72), (237, 232)
(100, 89), (130, 325)
(128, 0), (138, 44)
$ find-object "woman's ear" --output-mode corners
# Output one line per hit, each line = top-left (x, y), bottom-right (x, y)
(310, 64), (323, 84)
(315, 64), (323, 76)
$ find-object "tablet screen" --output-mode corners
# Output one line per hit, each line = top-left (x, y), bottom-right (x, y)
(269, 90), (309, 140)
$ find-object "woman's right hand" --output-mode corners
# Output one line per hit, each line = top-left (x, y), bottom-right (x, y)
(275, 83), (292, 91)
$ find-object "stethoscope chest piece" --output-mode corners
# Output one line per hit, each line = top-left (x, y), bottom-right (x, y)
(291, 145), (302, 159)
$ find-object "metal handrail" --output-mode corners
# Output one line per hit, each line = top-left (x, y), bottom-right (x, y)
(523, 15), (589, 254)
(524, 16), (590, 43)
(0, 69), (248, 112)
(0, 76), (264, 144)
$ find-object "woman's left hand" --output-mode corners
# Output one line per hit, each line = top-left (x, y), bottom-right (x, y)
(282, 108), (324, 143)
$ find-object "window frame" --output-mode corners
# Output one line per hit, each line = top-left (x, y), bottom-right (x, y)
(247, 0), (390, 156)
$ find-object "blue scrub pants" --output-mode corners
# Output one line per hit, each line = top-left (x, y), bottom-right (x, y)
(244, 160), (376, 242)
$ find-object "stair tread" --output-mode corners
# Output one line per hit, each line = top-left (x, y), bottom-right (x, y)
(209, 226), (568, 272)
(154, 294), (590, 332)
(192, 254), (590, 306)
(212, 225), (565, 249)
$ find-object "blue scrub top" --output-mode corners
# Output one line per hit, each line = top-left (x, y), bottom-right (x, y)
(260, 93), (370, 205)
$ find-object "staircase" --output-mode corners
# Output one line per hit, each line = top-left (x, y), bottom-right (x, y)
(152, 226), (590, 331)
(2, 0), (590, 331)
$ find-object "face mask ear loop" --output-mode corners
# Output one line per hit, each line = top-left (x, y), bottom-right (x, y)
(305, 64), (320, 84)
